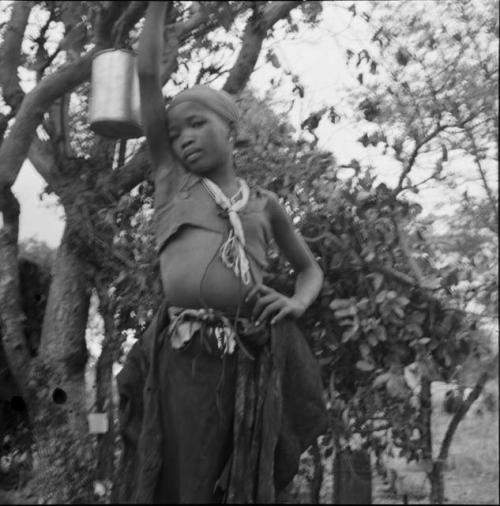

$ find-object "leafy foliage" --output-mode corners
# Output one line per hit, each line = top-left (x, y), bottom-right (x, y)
(345, 0), (498, 206)
(319, 0), (499, 476)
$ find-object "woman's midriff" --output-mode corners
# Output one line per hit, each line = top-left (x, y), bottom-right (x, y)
(159, 226), (262, 315)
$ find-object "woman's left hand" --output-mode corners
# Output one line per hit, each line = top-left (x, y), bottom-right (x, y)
(246, 283), (306, 326)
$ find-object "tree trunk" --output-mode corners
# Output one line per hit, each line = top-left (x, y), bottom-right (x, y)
(332, 433), (340, 504)
(27, 224), (93, 503)
(94, 282), (129, 501)
(419, 375), (442, 503)
(94, 323), (117, 488)
(310, 438), (323, 503)
(0, 188), (32, 399)
(419, 375), (433, 460)
(429, 460), (445, 504)
(430, 354), (498, 504)
(334, 448), (372, 504)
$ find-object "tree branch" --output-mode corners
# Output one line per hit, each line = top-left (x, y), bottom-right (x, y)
(160, 23), (181, 86)
(394, 122), (449, 195)
(393, 220), (425, 284)
(261, 1), (301, 29)
(303, 229), (344, 248)
(176, 2), (248, 44)
(28, 135), (62, 190)
(0, 1), (32, 110)
(111, 1), (147, 46)
(176, 2), (208, 40)
(94, 1), (130, 47)
(99, 143), (150, 199)
(370, 264), (417, 288)
(223, 1), (301, 95)
(437, 353), (498, 464)
(0, 0), (134, 192)
(302, 228), (442, 294)
(0, 45), (106, 191)
(159, 1), (223, 86)
(464, 127), (498, 227)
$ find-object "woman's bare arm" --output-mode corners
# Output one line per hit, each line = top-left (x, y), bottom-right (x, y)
(248, 193), (324, 325)
(137, 2), (172, 171)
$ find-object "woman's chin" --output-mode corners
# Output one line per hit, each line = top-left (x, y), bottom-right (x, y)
(186, 164), (215, 176)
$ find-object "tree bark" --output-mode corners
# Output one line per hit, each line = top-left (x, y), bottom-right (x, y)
(310, 438), (323, 503)
(0, 1), (31, 110)
(94, 339), (116, 486)
(223, 10), (266, 95)
(0, 0), (34, 403)
(26, 223), (93, 503)
(429, 460), (445, 505)
(418, 375), (436, 501)
(0, 1), (133, 192)
(93, 284), (122, 490)
(223, 1), (300, 94)
(465, 127), (498, 231)
(0, 188), (32, 399)
(0, 47), (101, 190)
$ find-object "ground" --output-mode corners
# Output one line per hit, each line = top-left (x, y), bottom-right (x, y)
(1, 380), (498, 504)
(285, 378), (499, 504)
(372, 378), (499, 505)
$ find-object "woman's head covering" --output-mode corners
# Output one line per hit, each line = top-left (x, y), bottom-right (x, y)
(166, 85), (239, 126)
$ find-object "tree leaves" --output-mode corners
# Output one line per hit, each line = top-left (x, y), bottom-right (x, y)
(385, 372), (410, 399)
(358, 98), (380, 121)
(356, 359), (374, 372)
(300, 108), (327, 132)
(329, 298), (354, 311)
(395, 46), (411, 66)
(265, 48), (280, 69)
(373, 369), (410, 399)
(299, 1), (323, 25)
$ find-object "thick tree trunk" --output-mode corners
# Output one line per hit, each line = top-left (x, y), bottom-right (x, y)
(26, 224), (93, 503)
(0, 188), (32, 401)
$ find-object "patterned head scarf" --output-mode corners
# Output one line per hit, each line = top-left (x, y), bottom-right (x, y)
(166, 85), (239, 126)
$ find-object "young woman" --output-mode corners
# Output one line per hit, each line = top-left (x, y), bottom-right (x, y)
(116, 2), (327, 503)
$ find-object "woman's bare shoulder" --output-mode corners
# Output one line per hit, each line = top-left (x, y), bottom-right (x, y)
(154, 164), (192, 209)
(255, 187), (283, 218)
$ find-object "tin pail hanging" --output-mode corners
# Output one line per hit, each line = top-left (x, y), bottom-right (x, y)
(89, 49), (142, 139)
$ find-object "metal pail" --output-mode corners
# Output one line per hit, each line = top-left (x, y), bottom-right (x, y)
(89, 49), (142, 139)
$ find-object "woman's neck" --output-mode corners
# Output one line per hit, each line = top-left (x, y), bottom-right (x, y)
(204, 167), (239, 198)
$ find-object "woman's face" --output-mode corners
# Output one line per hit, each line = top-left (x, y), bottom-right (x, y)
(166, 101), (232, 175)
